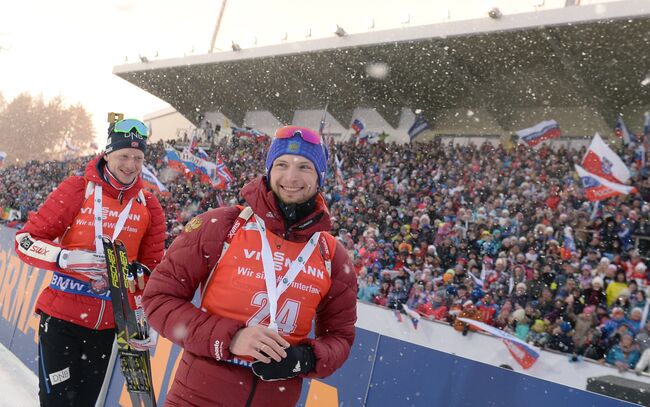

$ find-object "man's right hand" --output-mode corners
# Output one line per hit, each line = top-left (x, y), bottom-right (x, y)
(57, 249), (107, 279)
(229, 325), (290, 363)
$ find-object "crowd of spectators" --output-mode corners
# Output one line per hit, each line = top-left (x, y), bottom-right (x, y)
(2, 132), (650, 374)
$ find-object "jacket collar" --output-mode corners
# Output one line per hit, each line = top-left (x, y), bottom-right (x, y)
(241, 177), (332, 242)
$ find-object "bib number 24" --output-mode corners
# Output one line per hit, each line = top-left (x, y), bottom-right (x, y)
(247, 292), (300, 334)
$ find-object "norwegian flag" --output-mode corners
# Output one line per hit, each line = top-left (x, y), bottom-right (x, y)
(215, 152), (234, 189)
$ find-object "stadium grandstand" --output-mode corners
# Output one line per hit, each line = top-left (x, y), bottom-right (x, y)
(115, 0), (650, 145)
(2, 0), (650, 405)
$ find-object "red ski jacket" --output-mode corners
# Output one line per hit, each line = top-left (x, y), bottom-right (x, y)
(143, 177), (357, 406)
(14, 155), (166, 330)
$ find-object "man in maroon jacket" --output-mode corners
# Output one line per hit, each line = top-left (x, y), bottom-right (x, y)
(143, 125), (357, 406)
(14, 119), (166, 406)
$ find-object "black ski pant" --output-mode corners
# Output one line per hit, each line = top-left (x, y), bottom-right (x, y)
(37, 312), (115, 407)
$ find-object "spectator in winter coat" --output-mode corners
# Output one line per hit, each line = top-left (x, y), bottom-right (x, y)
(511, 282), (529, 309)
(606, 333), (641, 372)
(548, 321), (575, 354)
(142, 126), (357, 406)
(606, 270), (629, 308)
(357, 274), (380, 303)
(14, 119), (166, 406)
(526, 269), (546, 300)
(583, 277), (606, 308)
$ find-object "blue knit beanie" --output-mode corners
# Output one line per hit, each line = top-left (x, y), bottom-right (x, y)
(265, 129), (329, 187)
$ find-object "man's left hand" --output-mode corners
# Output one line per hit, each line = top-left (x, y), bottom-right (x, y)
(251, 345), (315, 381)
(128, 328), (158, 351)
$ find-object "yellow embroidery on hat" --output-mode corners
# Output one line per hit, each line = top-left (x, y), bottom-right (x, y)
(184, 217), (203, 233)
(287, 140), (301, 153)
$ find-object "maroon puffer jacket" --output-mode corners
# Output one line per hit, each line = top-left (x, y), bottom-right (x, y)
(142, 177), (357, 406)
(14, 155), (166, 329)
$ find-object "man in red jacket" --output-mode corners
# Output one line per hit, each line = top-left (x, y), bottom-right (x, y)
(14, 118), (166, 406)
(143, 125), (357, 406)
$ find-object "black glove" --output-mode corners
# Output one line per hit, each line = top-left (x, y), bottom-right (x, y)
(251, 345), (315, 381)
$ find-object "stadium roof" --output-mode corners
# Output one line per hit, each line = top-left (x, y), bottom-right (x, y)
(114, 1), (650, 131)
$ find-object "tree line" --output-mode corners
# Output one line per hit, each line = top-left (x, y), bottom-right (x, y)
(0, 93), (95, 164)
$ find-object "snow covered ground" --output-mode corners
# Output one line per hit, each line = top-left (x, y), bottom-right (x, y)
(0, 343), (39, 406)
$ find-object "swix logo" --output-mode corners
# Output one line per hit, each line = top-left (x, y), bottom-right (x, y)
(29, 245), (49, 256)
(243, 249), (325, 279)
(227, 219), (242, 240)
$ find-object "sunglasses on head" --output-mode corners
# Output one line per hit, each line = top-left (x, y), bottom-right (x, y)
(274, 126), (321, 145)
(113, 119), (149, 139)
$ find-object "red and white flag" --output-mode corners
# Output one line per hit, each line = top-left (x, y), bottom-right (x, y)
(575, 164), (636, 202)
(581, 133), (630, 184)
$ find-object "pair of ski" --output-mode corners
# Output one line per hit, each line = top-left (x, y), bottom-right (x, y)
(103, 237), (156, 407)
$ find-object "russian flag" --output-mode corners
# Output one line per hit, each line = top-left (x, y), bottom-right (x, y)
(140, 165), (169, 195)
(408, 114), (429, 142)
(351, 119), (365, 135)
(575, 164), (636, 202)
(581, 133), (630, 183)
(196, 147), (210, 160)
(515, 120), (561, 148)
(615, 116), (637, 145)
(180, 149), (218, 185)
(164, 147), (190, 174)
(458, 318), (540, 369)
(0, 151), (6, 168)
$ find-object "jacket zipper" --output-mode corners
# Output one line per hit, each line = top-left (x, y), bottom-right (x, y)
(93, 299), (105, 329)
(245, 375), (259, 407)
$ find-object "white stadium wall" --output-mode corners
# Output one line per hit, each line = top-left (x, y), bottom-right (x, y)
(143, 107), (194, 143)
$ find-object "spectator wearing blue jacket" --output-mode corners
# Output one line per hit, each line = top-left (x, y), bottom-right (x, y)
(606, 333), (641, 372)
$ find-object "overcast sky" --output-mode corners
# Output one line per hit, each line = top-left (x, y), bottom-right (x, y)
(0, 0), (222, 146)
